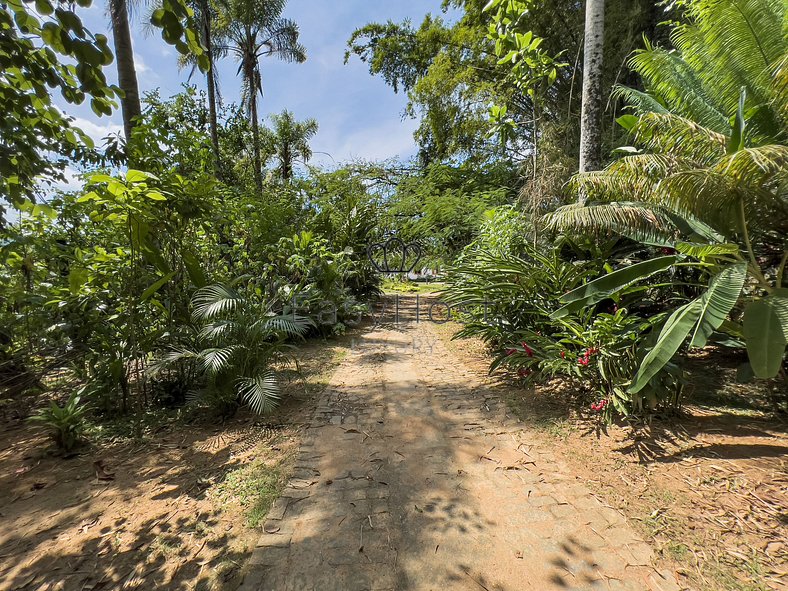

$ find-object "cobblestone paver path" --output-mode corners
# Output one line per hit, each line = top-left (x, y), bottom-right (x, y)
(240, 308), (678, 591)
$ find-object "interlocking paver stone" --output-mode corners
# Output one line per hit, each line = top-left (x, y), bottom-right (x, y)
(239, 313), (661, 590)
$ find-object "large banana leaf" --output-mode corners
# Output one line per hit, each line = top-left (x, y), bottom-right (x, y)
(630, 299), (702, 393)
(744, 296), (788, 378)
(689, 262), (747, 348)
(551, 256), (676, 319)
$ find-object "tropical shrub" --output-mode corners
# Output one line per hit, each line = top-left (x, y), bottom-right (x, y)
(444, 246), (685, 417)
(262, 232), (371, 334)
(152, 283), (311, 416)
(549, 0), (788, 386)
(28, 389), (90, 451)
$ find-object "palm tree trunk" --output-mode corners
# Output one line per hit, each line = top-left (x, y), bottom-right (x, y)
(110, 0), (141, 143)
(203, 21), (221, 171)
(282, 143), (291, 182)
(250, 95), (263, 191)
(579, 0), (605, 174)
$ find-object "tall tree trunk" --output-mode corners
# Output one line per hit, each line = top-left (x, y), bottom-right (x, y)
(110, 0), (141, 143)
(282, 144), (291, 182)
(204, 21), (220, 171)
(579, 0), (605, 174)
(250, 95), (263, 192)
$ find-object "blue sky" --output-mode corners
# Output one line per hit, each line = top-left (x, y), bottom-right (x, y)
(60, 0), (456, 176)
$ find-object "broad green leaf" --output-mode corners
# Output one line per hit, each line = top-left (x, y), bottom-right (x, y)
(126, 169), (150, 183)
(616, 114), (639, 131)
(552, 256), (676, 319)
(689, 263), (747, 348)
(675, 242), (740, 258)
(140, 271), (175, 302)
(630, 299), (703, 393)
(182, 249), (207, 288)
(68, 267), (89, 295)
(743, 300), (787, 378)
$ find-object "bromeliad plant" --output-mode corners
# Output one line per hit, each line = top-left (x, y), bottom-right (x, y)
(152, 282), (312, 416)
(28, 389), (90, 452)
(548, 0), (788, 388)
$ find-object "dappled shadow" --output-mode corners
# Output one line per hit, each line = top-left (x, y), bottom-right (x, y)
(240, 324), (651, 590)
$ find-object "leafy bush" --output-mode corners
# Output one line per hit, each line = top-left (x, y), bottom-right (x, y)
(445, 246), (684, 419)
(152, 283), (311, 417)
(549, 0), (788, 385)
(28, 390), (90, 451)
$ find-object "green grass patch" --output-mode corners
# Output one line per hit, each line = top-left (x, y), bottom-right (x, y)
(210, 455), (290, 528)
(382, 278), (446, 294)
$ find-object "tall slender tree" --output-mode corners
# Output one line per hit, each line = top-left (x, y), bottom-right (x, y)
(260, 110), (318, 182)
(215, 0), (306, 191)
(110, 0), (142, 142)
(579, 0), (605, 174)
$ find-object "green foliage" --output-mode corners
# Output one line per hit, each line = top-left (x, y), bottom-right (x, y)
(153, 282), (311, 416)
(444, 245), (685, 418)
(28, 389), (90, 451)
(549, 0), (788, 382)
(386, 161), (519, 265)
(260, 110), (318, 182)
(0, 0), (208, 206)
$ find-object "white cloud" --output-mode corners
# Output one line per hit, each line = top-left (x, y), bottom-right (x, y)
(314, 117), (419, 165)
(134, 52), (151, 74)
(71, 116), (124, 145)
(50, 165), (84, 193)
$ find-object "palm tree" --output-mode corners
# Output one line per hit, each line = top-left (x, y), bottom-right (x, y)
(579, 0), (605, 174)
(260, 110), (318, 182)
(109, 0), (142, 142)
(548, 0), (788, 382)
(215, 0), (306, 191)
(152, 283), (312, 415)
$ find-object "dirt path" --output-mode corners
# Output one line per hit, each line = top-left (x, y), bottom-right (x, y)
(239, 312), (678, 591)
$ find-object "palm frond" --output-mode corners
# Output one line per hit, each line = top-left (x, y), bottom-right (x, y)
(546, 202), (682, 246)
(632, 113), (728, 163)
(261, 314), (312, 338)
(192, 284), (243, 321)
(199, 345), (242, 375)
(673, 0), (785, 127)
(612, 86), (669, 116)
(628, 46), (729, 131)
(236, 370), (280, 415)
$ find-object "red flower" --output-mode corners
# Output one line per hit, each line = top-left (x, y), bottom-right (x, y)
(506, 348), (516, 356)
(521, 342), (534, 357)
(590, 399), (609, 412)
(517, 368), (532, 378)
(578, 356), (590, 366)
(560, 351), (566, 359)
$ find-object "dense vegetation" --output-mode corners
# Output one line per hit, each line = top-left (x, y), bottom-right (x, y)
(1, 0), (785, 452)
